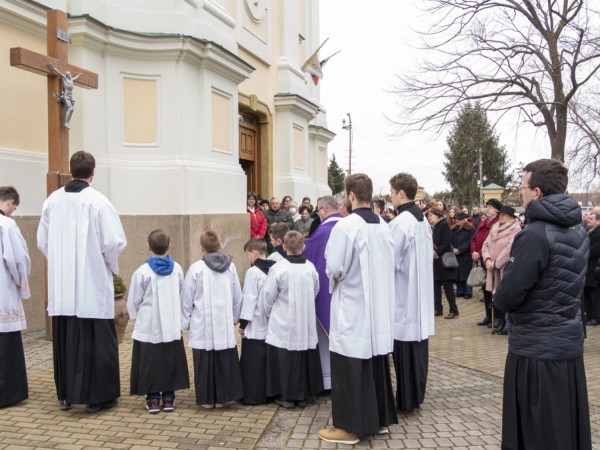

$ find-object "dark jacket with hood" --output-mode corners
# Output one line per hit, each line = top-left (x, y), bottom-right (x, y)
(494, 194), (589, 360)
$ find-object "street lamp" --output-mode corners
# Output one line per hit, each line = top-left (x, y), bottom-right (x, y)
(342, 113), (353, 175)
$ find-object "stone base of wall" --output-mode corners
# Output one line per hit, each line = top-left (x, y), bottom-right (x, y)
(15, 213), (250, 333)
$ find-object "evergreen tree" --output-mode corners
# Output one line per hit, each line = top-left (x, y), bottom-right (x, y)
(328, 154), (346, 194)
(444, 103), (512, 207)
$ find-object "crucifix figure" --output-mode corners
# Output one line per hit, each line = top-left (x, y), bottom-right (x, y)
(48, 64), (82, 129)
(9, 9), (98, 339)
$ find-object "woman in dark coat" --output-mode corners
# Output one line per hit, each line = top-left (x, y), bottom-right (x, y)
(452, 212), (475, 299)
(427, 208), (459, 319)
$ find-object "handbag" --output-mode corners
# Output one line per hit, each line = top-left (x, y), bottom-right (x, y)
(467, 261), (487, 287)
(441, 252), (459, 269)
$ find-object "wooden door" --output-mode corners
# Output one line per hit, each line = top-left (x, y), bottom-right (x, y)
(239, 121), (260, 194)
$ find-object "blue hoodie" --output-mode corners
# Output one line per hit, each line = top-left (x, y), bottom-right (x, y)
(147, 255), (174, 276)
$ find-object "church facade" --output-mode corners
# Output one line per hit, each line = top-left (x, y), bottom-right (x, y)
(0, 0), (334, 331)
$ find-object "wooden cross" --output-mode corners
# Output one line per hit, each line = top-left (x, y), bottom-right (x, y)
(10, 9), (98, 195)
(9, 9), (98, 340)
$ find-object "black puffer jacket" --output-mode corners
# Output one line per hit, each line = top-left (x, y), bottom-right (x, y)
(494, 194), (589, 360)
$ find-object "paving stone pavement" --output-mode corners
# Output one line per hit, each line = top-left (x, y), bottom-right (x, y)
(2, 292), (600, 449)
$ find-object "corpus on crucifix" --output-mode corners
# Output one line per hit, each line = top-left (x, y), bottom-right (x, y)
(48, 64), (82, 129)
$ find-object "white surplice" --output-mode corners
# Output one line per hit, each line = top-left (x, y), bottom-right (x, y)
(389, 210), (435, 342)
(181, 260), (242, 350)
(36, 187), (126, 319)
(325, 213), (395, 359)
(0, 215), (31, 332)
(263, 259), (320, 351)
(126, 262), (184, 344)
(240, 265), (269, 340)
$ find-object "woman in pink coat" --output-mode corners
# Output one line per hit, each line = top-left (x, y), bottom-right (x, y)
(482, 205), (521, 334)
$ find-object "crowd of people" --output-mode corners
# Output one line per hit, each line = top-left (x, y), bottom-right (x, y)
(1, 152), (598, 449)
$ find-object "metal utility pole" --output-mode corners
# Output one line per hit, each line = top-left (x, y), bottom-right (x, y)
(479, 147), (483, 207)
(342, 112), (353, 175)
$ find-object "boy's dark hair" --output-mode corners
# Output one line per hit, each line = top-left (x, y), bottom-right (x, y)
(70, 151), (96, 179)
(299, 205), (310, 215)
(523, 158), (568, 196)
(243, 237), (268, 255)
(345, 173), (372, 203)
(200, 230), (222, 253)
(371, 196), (385, 212)
(389, 172), (418, 200)
(283, 230), (304, 254)
(269, 222), (290, 242)
(148, 229), (170, 255)
(0, 186), (20, 205)
(302, 196), (311, 203)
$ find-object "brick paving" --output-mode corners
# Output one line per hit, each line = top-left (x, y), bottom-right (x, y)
(2, 292), (600, 449)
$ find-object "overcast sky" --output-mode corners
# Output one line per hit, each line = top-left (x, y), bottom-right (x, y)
(318, 0), (550, 196)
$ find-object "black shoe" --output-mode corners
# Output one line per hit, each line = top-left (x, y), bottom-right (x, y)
(493, 318), (502, 329)
(587, 319), (600, 326)
(477, 317), (491, 326)
(274, 398), (295, 409)
(464, 295), (472, 299)
(59, 399), (72, 411)
(86, 398), (118, 413)
(494, 320), (506, 332)
(435, 311), (443, 317)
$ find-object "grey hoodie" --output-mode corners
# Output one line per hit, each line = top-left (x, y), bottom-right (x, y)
(203, 251), (233, 273)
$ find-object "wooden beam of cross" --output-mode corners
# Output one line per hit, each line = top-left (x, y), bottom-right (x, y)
(9, 9), (98, 195)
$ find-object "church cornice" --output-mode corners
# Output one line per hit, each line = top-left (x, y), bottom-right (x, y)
(308, 125), (336, 143)
(67, 14), (254, 83)
(274, 93), (320, 121)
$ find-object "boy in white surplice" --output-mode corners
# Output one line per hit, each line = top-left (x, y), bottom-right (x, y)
(238, 237), (276, 405)
(263, 230), (323, 408)
(127, 229), (189, 414)
(182, 230), (244, 408)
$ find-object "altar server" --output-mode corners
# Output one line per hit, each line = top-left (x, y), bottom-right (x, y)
(264, 231), (323, 408)
(0, 186), (31, 408)
(182, 230), (244, 408)
(389, 172), (435, 412)
(318, 173), (397, 445)
(37, 151), (127, 413)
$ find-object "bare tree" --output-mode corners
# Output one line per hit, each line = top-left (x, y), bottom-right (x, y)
(568, 96), (600, 185)
(393, 0), (600, 162)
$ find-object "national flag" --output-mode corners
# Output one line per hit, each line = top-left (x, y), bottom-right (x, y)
(301, 39), (341, 85)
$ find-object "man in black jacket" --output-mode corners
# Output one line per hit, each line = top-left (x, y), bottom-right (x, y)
(583, 212), (600, 325)
(494, 159), (591, 450)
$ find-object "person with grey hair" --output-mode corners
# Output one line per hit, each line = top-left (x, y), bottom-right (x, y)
(0, 186), (31, 408)
(303, 195), (341, 390)
(494, 159), (591, 449)
(334, 192), (350, 217)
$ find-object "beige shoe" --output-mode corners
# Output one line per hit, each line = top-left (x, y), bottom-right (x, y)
(378, 427), (389, 435)
(200, 404), (215, 409)
(318, 427), (360, 445)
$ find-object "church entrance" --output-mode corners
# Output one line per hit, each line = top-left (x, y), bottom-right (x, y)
(239, 116), (261, 195)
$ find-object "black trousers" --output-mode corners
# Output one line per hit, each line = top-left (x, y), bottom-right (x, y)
(484, 289), (503, 320)
(583, 286), (600, 320)
(434, 280), (458, 314)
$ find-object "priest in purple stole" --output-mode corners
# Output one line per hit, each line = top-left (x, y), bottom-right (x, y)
(303, 195), (341, 390)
